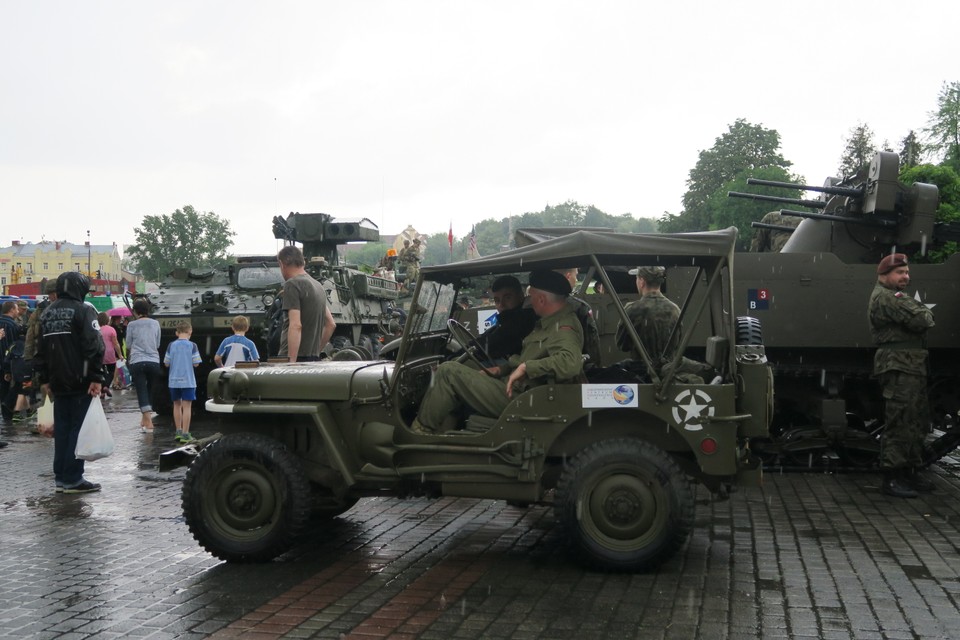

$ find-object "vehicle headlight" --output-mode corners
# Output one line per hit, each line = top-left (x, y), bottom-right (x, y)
(261, 293), (275, 308)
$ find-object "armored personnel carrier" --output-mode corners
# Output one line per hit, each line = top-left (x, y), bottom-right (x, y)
(147, 258), (283, 411)
(147, 212), (399, 412)
(727, 151), (960, 467)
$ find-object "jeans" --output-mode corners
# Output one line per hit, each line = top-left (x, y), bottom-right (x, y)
(53, 392), (93, 487)
(128, 361), (161, 413)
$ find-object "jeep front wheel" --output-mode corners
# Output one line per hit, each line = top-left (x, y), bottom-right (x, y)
(555, 439), (694, 572)
(182, 433), (311, 563)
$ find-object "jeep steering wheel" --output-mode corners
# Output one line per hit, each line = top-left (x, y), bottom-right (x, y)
(447, 318), (493, 369)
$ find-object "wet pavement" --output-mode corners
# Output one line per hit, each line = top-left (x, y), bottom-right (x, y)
(2, 391), (960, 639)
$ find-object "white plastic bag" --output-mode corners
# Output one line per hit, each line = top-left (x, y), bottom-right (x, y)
(75, 397), (114, 461)
(37, 395), (55, 437)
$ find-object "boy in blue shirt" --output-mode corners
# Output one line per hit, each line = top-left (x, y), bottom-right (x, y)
(214, 315), (260, 367)
(164, 320), (201, 443)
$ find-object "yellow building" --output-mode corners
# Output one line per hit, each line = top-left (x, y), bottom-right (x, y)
(0, 239), (123, 292)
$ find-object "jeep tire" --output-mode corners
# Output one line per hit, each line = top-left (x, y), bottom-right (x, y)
(555, 438), (695, 572)
(182, 433), (311, 563)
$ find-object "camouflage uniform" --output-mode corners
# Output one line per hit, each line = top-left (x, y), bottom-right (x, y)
(399, 243), (421, 285)
(615, 291), (680, 370)
(751, 211), (800, 253)
(868, 282), (935, 470)
(418, 303), (584, 430)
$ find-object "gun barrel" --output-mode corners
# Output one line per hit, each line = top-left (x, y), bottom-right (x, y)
(751, 221), (797, 233)
(779, 209), (898, 228)
(747, 178), (863, 198)
(728, 191), (826, 209)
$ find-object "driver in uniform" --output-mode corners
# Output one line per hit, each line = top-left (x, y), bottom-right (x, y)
(412, 270), (583, 434)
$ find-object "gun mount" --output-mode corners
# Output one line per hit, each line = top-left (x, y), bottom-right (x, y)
(272, 212), (379, 265)
(729, 151), (949, 260)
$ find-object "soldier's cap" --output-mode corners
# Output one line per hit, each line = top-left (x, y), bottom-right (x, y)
(628, 266), (667, 281)
(877, 253), (908, 275)
(528, 269), (572, 297)
(44, 280), (58, 294)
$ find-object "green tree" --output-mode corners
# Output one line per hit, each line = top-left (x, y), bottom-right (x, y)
(837, 123), (877, 177)
(666, 119), (792, 233)
(925, 80), (960, 172)
(126, 205), (235, 281)
(898, 130), (925, 170)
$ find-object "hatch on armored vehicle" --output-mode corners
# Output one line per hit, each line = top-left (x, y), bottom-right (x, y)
(162, 228), (772, 572)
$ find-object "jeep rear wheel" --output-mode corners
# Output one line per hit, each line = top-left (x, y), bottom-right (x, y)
(555, 439), (694, 572)
(182, 433), (311, 563)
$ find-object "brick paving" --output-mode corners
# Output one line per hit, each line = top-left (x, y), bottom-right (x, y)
(2, 391), (960, 638)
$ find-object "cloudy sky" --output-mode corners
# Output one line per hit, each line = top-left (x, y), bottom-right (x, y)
(2, 1), (957, 256)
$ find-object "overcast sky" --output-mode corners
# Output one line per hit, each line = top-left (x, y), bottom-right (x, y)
(2, 1), (958, 256)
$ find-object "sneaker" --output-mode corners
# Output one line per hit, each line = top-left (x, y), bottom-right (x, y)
(177, 433), (197, 444)
(55, 482), (64, 493)
(62, 480), (101, 494)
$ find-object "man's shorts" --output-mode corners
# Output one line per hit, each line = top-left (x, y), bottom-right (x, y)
(169, 387), (197, 402)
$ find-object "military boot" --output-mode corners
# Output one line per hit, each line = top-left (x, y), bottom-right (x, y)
(882, 470), (918, 498)
(907, 468), (935, 493)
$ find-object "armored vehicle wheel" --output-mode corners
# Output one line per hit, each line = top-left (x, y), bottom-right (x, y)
(331, 336), (352, 351)
(182, 433), (311, 563)
(555, 438), (694, 572)
(736, 316), (763, 346)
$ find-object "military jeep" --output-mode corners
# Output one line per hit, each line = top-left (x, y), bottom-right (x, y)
(166, 227), (772, 572)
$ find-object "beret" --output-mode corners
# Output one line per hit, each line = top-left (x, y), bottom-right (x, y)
(877, 253), (908, 275)
(528, 270), (572, 297)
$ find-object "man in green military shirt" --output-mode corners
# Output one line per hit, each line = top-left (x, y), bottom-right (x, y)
(869, 253), (936, 498)
(412, 270), (584, 434)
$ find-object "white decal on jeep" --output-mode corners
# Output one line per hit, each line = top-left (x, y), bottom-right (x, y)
(672, 389), (715, 431)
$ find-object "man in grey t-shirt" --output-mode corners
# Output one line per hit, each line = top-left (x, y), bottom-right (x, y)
(277, 246), (337, 362)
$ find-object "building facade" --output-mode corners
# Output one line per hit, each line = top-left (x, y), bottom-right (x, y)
(1, 240), (124, 292)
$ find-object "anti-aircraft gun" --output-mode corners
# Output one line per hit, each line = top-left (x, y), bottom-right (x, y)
(725, 151), (960, 468)
(268, 212), (401, 359)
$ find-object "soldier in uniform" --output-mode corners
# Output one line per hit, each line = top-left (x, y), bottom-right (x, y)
(399, 238), (422, 289)
(869, 253), (936, 498)
(481, 275), (537, 361)
(616, 266), (679, 368)
(412, 270), (583, 434)
(751, 211), (800, 252)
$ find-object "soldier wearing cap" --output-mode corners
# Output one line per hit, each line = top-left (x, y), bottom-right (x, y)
(615, 266), (681, 375)
(869, 253), (935, 498)
(412, 270), (584, 434)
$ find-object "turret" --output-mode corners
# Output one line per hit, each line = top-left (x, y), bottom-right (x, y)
(272, 212), (380, 264)
(729, 151), (954, 262)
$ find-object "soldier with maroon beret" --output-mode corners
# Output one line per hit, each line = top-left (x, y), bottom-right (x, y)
(869, 253), (936, 497)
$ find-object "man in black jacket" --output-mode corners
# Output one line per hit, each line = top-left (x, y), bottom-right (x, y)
(35, 272), (106, 494)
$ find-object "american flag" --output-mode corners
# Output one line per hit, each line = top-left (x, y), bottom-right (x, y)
(469, 225), (477, 256)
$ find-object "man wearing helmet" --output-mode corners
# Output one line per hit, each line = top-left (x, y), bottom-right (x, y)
(34, 272), (106, 494)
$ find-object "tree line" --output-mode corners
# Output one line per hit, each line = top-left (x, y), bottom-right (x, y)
(126, 81), (960, 277)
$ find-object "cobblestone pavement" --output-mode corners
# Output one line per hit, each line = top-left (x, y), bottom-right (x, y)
(2, 390), (960, 639)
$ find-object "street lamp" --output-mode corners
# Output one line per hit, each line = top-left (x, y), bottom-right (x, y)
(86, 229), (91, 277)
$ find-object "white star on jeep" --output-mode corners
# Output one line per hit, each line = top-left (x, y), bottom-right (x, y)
(914, 291), (935, 310)
(680, 396), (708, 423)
